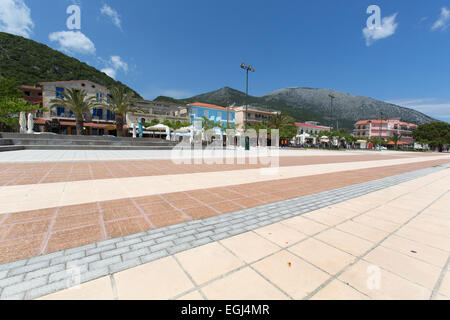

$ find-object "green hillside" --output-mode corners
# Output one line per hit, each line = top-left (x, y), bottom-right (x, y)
(0, 32), (141, 98)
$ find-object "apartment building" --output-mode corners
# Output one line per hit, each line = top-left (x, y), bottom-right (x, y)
(354, 118), (418, 144)
(126, 100), (190, 126)
(295, 122), (331, 135)
(232, 105), (279, 131)
(188, 102), (236, 130)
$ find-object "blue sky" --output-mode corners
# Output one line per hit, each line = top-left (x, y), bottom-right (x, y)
(1, 0), (449, 122)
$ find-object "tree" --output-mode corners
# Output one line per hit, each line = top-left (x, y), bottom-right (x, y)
(0, 78), (23, 99)
(0, 98), (41, 130)
(200, 116), (217, 131)
(414, 122), (450, 152)
(101, 87), (139, 137)
(390, 133), (402, 150)
(267, 113), (297, 138)
(0, 78), (43, 131)
(50, 88), (97, 135)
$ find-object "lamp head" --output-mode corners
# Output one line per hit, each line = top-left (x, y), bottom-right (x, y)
(240, 63), (246, 69)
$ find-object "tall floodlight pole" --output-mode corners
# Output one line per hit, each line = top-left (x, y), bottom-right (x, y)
(240, 63), (255, 132)
(379, 111), (383, 149)
(328, 94), (335, 131)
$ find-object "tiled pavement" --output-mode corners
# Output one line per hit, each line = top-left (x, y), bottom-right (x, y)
(0, 154), (422, 186)
(0, 159), (448, 264)
(0, 163), (449, 300)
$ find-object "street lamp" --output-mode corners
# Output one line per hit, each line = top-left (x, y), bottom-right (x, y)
(240, 63), (255, 132)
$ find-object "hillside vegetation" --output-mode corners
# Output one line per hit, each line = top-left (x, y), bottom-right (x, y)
(0, 32), (141, 98)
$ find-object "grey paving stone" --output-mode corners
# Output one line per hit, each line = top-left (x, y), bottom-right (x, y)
(49, 265), (88, 283)
(140, 250), (169, 264)
(174, 235), (196, 245)
(1, 276), (48, 298)
(195, 231), (214, 239)
(130, 239), (156, 250)
(95, 238), (123, 248)
(25, 279), (68, 300)
(9, 261), (50, 277)
(0, 259), (27, 271)
(89, 256), (121, 271)
(64, 243), (95, 255)
(0, 270), (8, 280)
(141, 232), (165, 241)
(150, 241), (174, 252)
(109, 258), (141, 274)
(163, 227), (185, 236)
(0, 274), (25, 288)
(86, 244), (116, 255)
(155, 234), (178, 243)
(25, 264), (65, 281)
(51, 251), (86, 265)
(123, 232), (147, 240)
(100, 247), (130, 259)
(80, 267), (109, 283)
(66, 254), (100, 269)
(178, 229), (197, 237)
(122, 248), (149, 261)
(26, 251), (64, 265)
(116, 238), (142, 248)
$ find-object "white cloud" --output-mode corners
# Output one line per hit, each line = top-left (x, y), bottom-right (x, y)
(101, 67), (116, 78)
(388, 98), (450, 122)
(0, 0), (34, 38)
(432, 7), (450, 31)
(100, 4), (121, 29)
(49, 30), (96, 55)
(363, 13), (398, 46)
(101, 55), (128, 79)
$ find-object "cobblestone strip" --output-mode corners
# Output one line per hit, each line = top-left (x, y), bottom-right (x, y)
(0, 164), (448, 300)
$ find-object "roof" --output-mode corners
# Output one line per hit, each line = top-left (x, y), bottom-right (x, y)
(19, 85), (42, 91)
(38, 80), (106, 88)
(188, 102), (228, 111)
(355, 119), (417, 127)
(355, 120), (389, 125)
(33, 119), (125, 129)
(295, 122), (330, 130)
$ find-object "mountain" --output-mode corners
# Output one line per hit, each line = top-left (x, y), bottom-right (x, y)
(172, 87), (435, 129)
(0, 32), (141, 98)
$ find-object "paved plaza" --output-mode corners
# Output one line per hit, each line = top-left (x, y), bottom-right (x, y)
(0, 149), (449, 300)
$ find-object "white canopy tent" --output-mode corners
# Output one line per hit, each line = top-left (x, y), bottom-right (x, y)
(145, 124), (172, 140)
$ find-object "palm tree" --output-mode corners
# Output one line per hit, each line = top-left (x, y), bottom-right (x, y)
(390, 133), (402, 150)
(100, 87), (139, 137)
(50, 88), (97, 135)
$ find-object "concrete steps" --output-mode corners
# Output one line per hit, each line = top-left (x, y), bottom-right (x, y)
(0, 132), (178, 150)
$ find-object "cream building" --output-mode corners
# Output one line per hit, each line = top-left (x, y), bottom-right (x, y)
(231, 105), (279, 131)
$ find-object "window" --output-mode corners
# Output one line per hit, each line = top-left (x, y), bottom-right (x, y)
(106, 110), (115, 121)
(96, 93), (103, 102)
(24, 91), (30, 96)
(57, 106), (65, 116)
(56, 87), (64, 98)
